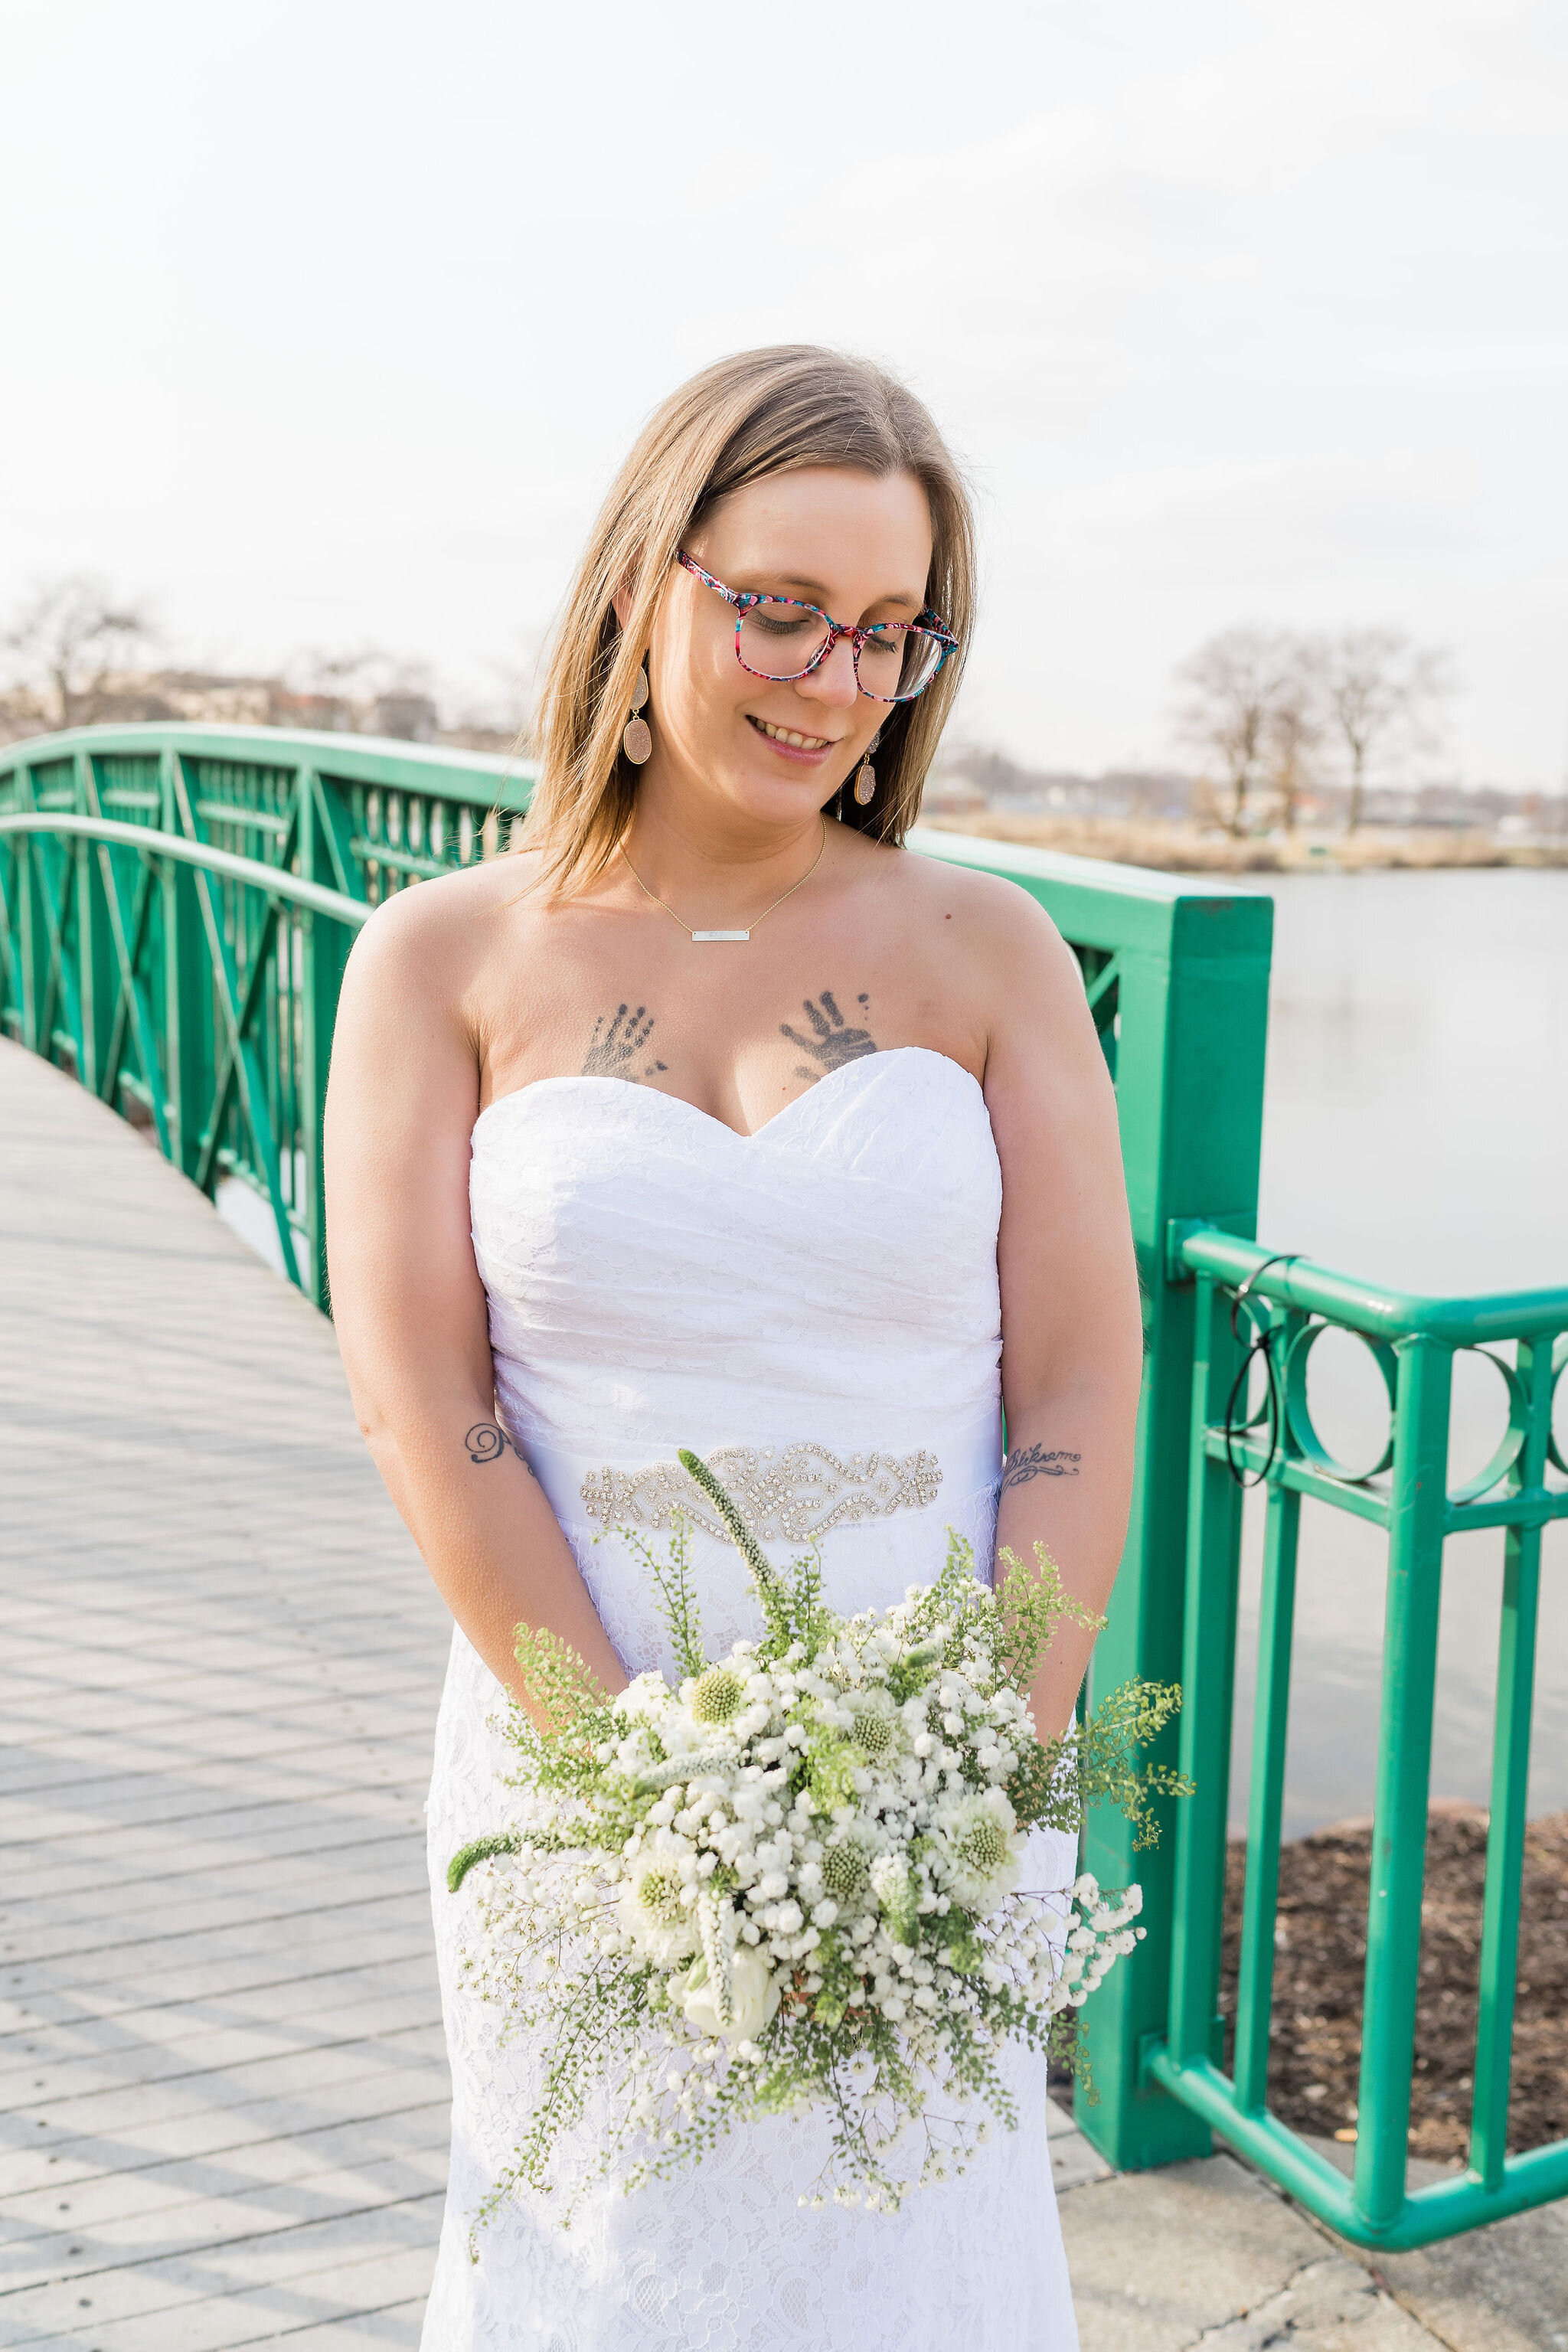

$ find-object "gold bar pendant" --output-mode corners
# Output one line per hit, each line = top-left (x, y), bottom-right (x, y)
(691, 929), (750, 942)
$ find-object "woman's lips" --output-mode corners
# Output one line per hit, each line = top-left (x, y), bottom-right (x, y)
(747, 714), (838, 766)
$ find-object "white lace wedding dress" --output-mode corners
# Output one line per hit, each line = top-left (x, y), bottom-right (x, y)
(421, 1047), (1081, 2351)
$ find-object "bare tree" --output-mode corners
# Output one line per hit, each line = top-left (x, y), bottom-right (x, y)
(1, 575), (158, 733)
(1263, 648), (1325, 834)
(1311, 627), (1451, 833)
(1174, 627), (1295, 838)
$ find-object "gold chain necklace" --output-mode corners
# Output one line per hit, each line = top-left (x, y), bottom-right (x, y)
(618, 817), (826, 943)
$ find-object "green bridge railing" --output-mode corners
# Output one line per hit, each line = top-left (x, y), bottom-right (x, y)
(1156, 1233), (1568, 2246)
(3, 721), (1564, 2251)
(0, 723), (530, 1300)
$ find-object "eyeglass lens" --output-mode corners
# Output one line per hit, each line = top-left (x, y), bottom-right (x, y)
(735, 601), (946, 700)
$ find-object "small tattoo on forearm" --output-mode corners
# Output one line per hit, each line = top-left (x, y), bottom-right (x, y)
(464, 1423), (534, 1475)
(782, 990), (877, 1081)
(1001, 1446), (1082, 1489)
(583, 1002), (669, 1084)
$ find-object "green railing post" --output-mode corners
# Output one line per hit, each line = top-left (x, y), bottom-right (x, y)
(18, 776), (47, 1054)
(1233, 1467), (1303, 2112)
(297, 763), (359, 1312)
(75, 759), (115, 1098)
(162, 854), (209, 1179)
(1167, 1267), (1246, 2073)
(33, 823), (81, 1071)
(1073, 893), (1272, 2169)
(1469, 1333), (1551, 2187)
(1354, 1333), (1452, 2232)
(158, 746), (204, 1174)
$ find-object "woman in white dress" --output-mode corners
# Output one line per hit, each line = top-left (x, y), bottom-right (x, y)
(325, 347), (1143, 2350)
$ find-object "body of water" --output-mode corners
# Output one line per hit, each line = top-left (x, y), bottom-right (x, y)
(1233, 868), (1568, 1833)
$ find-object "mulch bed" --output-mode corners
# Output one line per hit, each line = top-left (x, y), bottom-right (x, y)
(1218, 1806), (1568, 2162)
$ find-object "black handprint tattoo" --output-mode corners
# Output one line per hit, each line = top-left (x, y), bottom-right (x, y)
(582, 1002), (669, 1084)
(781, 990), (878, 1083)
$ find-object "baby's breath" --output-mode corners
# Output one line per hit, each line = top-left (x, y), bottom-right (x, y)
(450, 1457), (1186, 2230)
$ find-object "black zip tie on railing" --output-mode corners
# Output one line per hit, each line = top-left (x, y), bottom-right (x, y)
(1222, 1254), (1302, 1488)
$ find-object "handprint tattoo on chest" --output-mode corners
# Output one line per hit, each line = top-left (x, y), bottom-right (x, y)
(582, 1003), (669, 1084)
(782, 991), (879, 1083)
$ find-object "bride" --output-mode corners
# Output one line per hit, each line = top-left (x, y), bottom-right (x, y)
(325, 346), (1142, 2350)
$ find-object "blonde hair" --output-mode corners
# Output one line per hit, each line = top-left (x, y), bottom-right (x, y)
(521, 346), (975, 893)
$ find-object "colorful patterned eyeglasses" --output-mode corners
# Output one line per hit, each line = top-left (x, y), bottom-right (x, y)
(676, 550), (958, 704)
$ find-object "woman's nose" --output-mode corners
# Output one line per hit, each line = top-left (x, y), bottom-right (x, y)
(795, 633), (861, 710)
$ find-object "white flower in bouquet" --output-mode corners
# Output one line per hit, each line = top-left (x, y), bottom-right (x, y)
(614, 1671), (669, 1726)
(929, 1786), (1021, 1913)
(448, 1448), (1191, 2236)
(617, 1828), (701, 1965)
(842, 1683), (906, 1769)
(680, 1941), (780, 2042)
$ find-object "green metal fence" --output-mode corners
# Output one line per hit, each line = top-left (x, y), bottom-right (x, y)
(0, 724), (531, 1300)
(1150, 1230), (1568, 2247)
(4, 720), (1564, 2250)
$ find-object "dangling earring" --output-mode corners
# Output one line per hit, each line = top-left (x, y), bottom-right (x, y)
(622, 667), (652, 766)
(854, 729), (882, 806)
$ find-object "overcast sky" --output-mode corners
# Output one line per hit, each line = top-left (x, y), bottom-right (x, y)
(5, 0), (1565, 786)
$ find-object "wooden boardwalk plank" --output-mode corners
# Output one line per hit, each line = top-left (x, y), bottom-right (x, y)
(0, 2201), (446, 2343)
(0, 2105), (450, 2236)
(2, 2143), (451, 2291)
(0, 1988), (444, 2106)
(2, 1824), (429, 1919)
(0, 1043), (454, 2346)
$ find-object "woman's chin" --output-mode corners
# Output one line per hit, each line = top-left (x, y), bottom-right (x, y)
(716, 766), (841, 830)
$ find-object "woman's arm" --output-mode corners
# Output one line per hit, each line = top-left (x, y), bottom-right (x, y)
(323, 881), (629, 1711)
(980, 890), (1145, 1743)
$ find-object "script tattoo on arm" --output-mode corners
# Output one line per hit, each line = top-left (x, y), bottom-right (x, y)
(463, 1423), (536, 1476)
(781, 990), (878, 1082)
(582, 1002), (669, 1084)
(1001, 1446), (1082, 1490)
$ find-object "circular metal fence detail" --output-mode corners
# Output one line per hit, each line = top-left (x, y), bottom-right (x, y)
(1446, 1345), (1531, 1504)
(1282, 1321), (1399, 1485)
(1546, 1334), (1568, 1478)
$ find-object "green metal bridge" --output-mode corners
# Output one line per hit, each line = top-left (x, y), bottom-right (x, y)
(3, 721), (1566, 2259)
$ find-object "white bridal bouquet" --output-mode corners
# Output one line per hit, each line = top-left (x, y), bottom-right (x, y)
(449, 1450), (1187, 2228)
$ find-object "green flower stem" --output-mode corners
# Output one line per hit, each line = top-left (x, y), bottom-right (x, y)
(678, 1449), (783, 1596)
(448, 1832), (523, 1893)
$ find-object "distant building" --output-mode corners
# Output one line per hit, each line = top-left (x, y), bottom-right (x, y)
(263, 687), (357, 733)
(929, 743), (1197, 822)
(3, 668), (446, 745)
(369, 691), (439, 743)
(145, 672), (290, 727)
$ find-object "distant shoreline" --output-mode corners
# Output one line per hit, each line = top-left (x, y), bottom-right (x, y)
(923, 812), (1568, 875)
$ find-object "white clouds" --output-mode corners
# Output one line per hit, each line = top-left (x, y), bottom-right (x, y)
(2, 0), (1563, 781)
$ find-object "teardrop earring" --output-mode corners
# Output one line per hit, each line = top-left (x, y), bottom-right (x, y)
(853, 729), (882, 806)
(622, 668), (652, 766)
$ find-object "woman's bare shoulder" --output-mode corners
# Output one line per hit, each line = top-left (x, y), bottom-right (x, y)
(876, 832), (1071, 967)
(344, 851), (550, 995)
(864, 835), (1090, 1080)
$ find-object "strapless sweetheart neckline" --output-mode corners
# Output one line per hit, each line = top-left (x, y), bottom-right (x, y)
(473, 1040), (984, 1146)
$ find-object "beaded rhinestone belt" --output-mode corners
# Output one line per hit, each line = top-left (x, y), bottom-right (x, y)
(579, 1442), (943, 1546)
